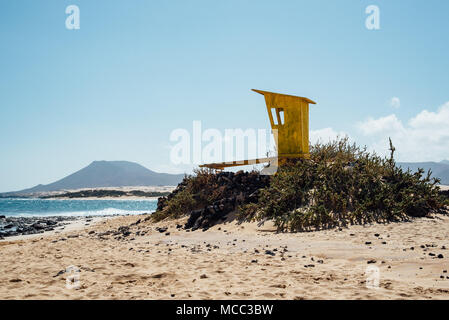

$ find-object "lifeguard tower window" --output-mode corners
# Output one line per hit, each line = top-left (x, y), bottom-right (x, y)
(270, 108), (284, 126)
(271, 108), (278, 125)
(279, 109), (285, 124)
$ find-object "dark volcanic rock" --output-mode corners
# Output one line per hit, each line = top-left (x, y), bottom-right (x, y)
(32, 223), (46, 230)
(156, 227), (168, 233)
(185, 210), (203, 229)
(156, 171), (271, 231)
(118, 226), (131, 237)
(190, 198), (236, 231)
(0, 216), (88, 239)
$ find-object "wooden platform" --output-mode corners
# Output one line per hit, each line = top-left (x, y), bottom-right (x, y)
(199, 157), (276, 170)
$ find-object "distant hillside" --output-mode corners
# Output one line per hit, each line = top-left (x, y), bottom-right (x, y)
(2, 161), (185, 196)
(3, 160), (447, 197)
(397, 160), (449, 185)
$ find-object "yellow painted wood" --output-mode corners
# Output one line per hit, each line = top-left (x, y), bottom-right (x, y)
(252, 89), (316, 159)
(199, 157), (276, 170)
(200, 89), (316, 170)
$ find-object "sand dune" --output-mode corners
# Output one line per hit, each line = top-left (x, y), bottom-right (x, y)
(0, 214), (448, 299)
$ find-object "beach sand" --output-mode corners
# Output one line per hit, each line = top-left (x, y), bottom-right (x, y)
(0, 214), (448, 299)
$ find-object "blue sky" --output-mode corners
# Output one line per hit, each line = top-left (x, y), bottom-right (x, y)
(1, 0), (448, 192)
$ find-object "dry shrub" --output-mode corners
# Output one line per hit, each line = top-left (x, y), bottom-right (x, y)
(248, 137), (445, 231)
(154, 137), (446, 231)
(152, 168), (264, 221)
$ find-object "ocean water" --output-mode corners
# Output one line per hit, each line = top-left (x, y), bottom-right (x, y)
(0, 198), (157, 217)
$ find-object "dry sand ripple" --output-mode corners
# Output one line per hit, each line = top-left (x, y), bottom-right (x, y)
(0, 214), (449, 299)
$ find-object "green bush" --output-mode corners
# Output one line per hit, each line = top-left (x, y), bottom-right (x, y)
(155, 137), (446, 230)
(244, 137), (445, 231)
(151, 187), (195, 221)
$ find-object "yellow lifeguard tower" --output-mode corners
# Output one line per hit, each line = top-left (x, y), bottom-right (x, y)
(200, 89), (316, 170)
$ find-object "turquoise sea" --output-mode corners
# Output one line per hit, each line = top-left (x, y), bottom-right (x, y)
(0, 198), (157, 217)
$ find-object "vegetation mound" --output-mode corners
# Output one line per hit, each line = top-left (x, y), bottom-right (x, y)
(152, 170), (270, 230)
(154, 138), (448, 231)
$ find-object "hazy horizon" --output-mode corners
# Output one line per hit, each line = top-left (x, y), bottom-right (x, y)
(2, 158), (449, 194)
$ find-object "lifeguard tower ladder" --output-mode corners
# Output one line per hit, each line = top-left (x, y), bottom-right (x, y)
(199, 89), (316, 170)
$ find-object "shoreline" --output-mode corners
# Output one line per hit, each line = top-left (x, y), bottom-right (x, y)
(38, 196), (160, 201)
(0, 186), (177, 200)
(0, 214), (152, 241)
(1, 216), (109, 242)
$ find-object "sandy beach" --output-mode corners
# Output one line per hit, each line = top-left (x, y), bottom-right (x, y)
(0, 213), (448, 300)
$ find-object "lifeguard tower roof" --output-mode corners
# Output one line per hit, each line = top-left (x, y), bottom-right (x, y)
(252, 89), (317, 105)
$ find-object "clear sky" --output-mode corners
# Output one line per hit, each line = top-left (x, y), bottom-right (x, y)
(1, 0), (448, 192)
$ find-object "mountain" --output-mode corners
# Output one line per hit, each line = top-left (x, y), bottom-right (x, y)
(397, 160), (449, 185)
(3, 161), (185, 195)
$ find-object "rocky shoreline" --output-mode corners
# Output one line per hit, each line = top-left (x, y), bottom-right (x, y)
(0, 215), (98, 239)
(39, 189), (170, 199)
